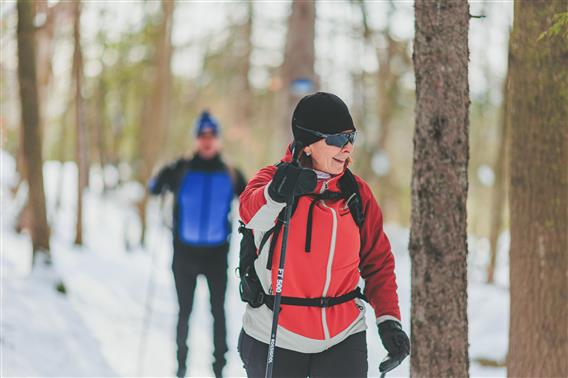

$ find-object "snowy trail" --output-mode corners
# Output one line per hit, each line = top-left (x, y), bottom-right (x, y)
(1, 236), (116, 376)
(1, 159), (508, 377)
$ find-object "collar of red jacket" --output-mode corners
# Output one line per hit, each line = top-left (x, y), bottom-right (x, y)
(280, 143), (348, 193)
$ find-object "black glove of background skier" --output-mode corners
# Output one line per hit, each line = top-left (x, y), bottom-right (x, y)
(268, 163), (317, 204)
(378, 320), (410, 372)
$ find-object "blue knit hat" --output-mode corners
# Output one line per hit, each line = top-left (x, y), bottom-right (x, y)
(194, 110), (220, 137)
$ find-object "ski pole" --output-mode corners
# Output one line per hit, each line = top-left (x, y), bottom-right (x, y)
(265, 142), (302, 378)
(136, 199), (168, 376)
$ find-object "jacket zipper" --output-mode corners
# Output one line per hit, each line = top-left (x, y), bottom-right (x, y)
(320, 200), (337, 343)
(320, 180), (329, 194)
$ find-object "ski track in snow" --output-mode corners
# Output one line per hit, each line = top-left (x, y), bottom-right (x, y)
(1, 157), (508, 377)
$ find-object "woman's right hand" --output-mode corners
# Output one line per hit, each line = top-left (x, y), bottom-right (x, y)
(267, 163), (317, 204)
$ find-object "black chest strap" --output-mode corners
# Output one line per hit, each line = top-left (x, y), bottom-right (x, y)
(262, 287), (367, 310)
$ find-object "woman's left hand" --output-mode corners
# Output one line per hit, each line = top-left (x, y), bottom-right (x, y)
(378, 320), (410, 371)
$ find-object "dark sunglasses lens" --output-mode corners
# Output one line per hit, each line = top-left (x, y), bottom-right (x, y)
(348, 132), (356, 144)
(325, 132), (356, 148)
(325, 134), (347, 147)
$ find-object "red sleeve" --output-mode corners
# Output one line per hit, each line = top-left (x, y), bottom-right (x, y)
(239, 165), (279, 225)
(356, 176), (401, 321)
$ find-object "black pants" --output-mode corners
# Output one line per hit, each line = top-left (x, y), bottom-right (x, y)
(172, 241), (229, 374)
(237, 329), (368, 378)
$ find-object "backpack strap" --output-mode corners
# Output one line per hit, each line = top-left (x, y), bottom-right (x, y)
(339, 168), (364, 228)
(238, 220), (279, 272)
(304, 191), (343, 253)
(303, 170), (363, 253)
(258, 226), (276, 253)
(265, 209), (285, 269)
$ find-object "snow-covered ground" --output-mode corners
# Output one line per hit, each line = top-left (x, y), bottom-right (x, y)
(1, 152), (508, 377)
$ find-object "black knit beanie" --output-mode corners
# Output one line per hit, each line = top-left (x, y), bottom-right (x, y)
(291, 92), (356, 147)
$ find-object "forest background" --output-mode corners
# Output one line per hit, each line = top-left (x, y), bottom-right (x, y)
(2, 1), (566, 377)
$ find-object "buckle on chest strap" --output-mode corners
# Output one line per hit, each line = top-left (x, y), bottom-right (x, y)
(319, 297), (331, 307)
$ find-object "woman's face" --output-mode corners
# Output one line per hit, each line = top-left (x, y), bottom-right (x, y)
(304, 133), (354, 175)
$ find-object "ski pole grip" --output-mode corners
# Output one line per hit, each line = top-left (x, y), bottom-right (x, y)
(379, 354), (402, 376)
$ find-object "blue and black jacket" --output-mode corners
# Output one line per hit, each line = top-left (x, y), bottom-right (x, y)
(148, 154), (247, 250)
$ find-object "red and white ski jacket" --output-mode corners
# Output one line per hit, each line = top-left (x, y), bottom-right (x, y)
(239, 148), (401, 353)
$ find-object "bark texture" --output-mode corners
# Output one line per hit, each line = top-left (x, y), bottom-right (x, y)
(508, 1), (568, 377)
(410, 1), (470, 377)
(16, 0), (51, 261)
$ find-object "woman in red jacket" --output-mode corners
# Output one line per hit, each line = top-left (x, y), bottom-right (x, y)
(238, 92), (409, 377)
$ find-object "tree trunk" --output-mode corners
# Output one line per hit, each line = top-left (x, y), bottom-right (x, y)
(410, 1), (470, 377)
(16, 0), (51, 263)
(231, 1), (253, 143)
(355, 0), (412, 222)
(55, 123), (68, 212)
(35, 0), (59, 124)
(15, 0), (58, 235)
(486, 38), (511, 284)
(94, 70), (108, 192)
(374, 13), (411, 223)
(72, 0), (88, 246)
(508, 1), (568, 376)
(137, 0), (175, 245)
(15, 119), (31, 234)
(277, 0), (317, 146)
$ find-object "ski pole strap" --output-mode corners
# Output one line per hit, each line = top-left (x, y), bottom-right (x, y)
(264, 287), (366, 309)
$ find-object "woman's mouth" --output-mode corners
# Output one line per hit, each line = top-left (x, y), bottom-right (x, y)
(333, 158), (345, 164)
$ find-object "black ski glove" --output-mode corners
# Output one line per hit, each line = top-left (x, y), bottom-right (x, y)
(378, 320), (410, 373)
(268, 163), (317, 204)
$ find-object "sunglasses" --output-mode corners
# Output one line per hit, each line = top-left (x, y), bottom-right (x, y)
(295, 125), (357, 148)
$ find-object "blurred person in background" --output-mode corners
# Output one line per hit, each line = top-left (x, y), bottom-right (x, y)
(148, 110), (247, 378)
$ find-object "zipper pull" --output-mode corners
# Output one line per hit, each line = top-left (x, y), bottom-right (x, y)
(320, 181), (328, 194)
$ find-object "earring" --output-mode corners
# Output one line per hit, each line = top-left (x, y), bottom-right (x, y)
(305, 151), (311, 156)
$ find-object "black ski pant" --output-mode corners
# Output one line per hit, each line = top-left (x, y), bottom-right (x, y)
(237, 329), (368, 378)
(172, 242), (229, 373)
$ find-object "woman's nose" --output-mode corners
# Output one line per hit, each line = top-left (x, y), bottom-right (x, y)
(341, 142), (353, 153)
